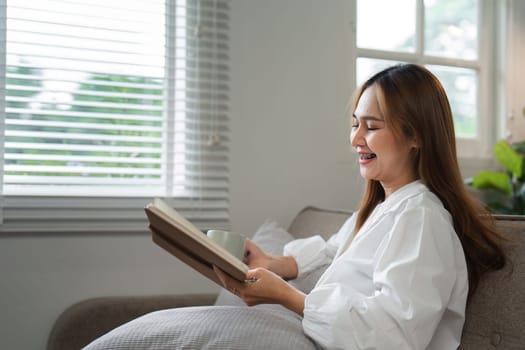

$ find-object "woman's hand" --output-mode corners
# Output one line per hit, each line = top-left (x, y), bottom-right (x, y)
(243, 239), (298, 280)
(213, 266), (306, 316)
(242, 239), (271, 269)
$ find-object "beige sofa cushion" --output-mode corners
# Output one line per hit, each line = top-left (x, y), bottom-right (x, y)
(460, 216), (525, 349)
(288, 206), (351, 239)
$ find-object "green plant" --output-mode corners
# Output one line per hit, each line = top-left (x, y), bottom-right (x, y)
(466, 139), (525, 214)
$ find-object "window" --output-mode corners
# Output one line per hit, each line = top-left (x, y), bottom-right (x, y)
(354, 0), (500, 158)
(0, 0), (231, 233)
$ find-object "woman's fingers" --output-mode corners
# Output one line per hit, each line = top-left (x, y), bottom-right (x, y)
(214, 265), (305, 315)
(243, 239), (261, 264)
(213, 266), (289, 304)
(213, 265), (244, 296)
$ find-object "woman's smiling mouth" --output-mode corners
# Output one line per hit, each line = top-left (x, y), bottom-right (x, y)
(359, 153), (377, 160)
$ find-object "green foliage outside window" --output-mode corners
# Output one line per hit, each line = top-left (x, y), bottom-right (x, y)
(5, 65), (163, 178)
(467, 138), (525, 214)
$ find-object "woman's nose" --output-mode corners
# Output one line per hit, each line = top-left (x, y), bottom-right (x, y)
(350, 127), (364, 148)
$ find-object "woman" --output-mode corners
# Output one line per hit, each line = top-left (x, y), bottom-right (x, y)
(215, 64), (507, 349)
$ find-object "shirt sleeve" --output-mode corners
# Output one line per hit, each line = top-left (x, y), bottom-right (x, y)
(302, 207), (464, 350)
(283, 214), (357, 276)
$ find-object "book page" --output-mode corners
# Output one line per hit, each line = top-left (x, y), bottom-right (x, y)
(152, 198), (202, 236)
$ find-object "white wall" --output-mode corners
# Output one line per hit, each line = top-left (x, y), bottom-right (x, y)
(0, 235), (218, 350)
(229, 0), (360, 235)
(0, 1), (359, 349)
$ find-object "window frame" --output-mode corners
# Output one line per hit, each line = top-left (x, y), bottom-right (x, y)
(351, 0), (503, 159)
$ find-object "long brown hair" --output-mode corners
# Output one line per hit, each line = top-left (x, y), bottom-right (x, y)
(353, 64), (506, 298)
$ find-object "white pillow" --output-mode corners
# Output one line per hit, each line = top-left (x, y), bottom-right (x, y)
(214, 220), (329, 306)
(248, 219), (295, 254)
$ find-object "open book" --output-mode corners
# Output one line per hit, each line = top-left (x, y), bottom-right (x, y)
(144, 198), (249, 286)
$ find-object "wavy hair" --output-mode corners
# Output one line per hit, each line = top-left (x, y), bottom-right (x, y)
(352, 64), (506, 299)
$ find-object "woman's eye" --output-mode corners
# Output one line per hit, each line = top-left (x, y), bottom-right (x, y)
(351, 117), (381, 131)
(366, 122), (381, 131)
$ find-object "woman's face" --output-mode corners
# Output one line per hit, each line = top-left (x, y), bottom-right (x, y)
(350, 84), (418, 197)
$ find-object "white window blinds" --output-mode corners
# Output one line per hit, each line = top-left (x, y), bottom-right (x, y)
(0, 0), (231, 233)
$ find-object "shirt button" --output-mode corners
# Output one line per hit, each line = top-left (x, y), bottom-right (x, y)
(490, 332), (502, 346)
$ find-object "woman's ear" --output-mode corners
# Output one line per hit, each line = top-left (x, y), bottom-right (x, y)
(410, 136), (419, 150)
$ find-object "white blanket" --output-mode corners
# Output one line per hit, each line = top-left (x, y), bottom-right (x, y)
(83, 304), (319, 350)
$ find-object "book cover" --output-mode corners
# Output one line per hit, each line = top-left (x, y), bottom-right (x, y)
(144, 198), (249, 285)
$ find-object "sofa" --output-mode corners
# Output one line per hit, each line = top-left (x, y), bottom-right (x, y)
(48, 206), (525, 349)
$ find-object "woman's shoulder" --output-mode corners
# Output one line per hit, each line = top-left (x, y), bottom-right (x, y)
(384, 180), (443, 208)
(387, 181), (450, 219)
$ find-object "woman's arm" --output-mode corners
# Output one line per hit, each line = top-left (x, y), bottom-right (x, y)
(213, 266), (306, 316)
(243, 239), (298, 279)
(214, 215), (357, 315)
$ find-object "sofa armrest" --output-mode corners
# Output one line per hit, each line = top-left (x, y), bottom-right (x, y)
(47, 294), (217, 350)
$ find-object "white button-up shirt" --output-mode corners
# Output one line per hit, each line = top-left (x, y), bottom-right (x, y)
(284, 181), (468, 350)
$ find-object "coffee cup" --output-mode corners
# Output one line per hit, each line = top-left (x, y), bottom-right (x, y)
(206, 230), (246, 260)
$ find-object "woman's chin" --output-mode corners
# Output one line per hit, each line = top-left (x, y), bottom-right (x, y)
(360, 171), (377, 182)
